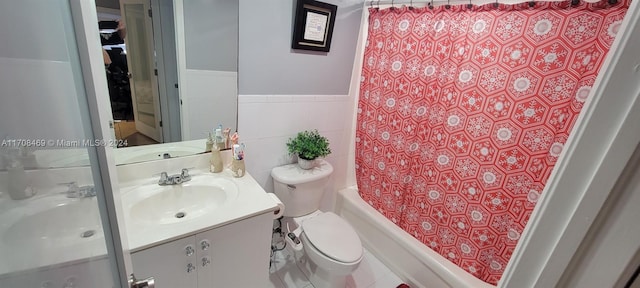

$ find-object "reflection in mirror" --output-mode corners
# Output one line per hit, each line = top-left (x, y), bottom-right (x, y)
(0, 0), (239, 170)
(104, 0), (239, 148)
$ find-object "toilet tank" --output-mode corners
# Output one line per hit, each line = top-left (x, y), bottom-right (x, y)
(271, 160), (333, 217)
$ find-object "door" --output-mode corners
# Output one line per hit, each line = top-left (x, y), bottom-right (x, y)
(0, 1), (142, 288)
(121, 0), (163, 142)
(131, 235), (198, 288)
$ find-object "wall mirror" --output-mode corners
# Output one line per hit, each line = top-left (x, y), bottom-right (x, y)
(2, 0), (238, 169)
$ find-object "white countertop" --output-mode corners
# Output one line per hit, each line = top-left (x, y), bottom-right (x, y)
(0, 152), (278, 278)
(121, 169), (278, 252)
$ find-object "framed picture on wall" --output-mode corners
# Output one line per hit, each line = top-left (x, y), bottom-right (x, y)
(291, 0), (338, 52)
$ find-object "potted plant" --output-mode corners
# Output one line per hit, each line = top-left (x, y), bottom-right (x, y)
(286, 130), (331, 169)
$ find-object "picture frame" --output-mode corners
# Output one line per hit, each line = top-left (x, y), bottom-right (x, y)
(291, 0), (338, 52)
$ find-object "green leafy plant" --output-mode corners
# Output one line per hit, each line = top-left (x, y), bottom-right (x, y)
(286, 130), (331, 160)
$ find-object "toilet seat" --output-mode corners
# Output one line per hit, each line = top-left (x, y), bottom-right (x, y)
(302, 212), (362, 263)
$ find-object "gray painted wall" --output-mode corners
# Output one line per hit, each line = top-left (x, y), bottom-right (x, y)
(96, 0), (119, 10)
(184, 0), (238, 72)
(239, 0), (363, 95)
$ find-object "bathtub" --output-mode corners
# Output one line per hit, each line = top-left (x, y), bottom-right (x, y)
(337, 187), (496, 288)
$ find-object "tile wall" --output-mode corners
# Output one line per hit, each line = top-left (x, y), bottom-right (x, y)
(238, 94), (355, 211)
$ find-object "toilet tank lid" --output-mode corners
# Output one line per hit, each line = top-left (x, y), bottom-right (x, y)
(271, 160), (333, 185)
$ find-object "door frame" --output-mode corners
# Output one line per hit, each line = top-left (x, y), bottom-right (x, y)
(120, 0), (163, 142)
(69, 1), (134, 286)
(151, 0), (182, 143)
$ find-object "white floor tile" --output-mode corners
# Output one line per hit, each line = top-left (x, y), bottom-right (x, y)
(272, 248), (405, 288)
(272, 250), (311, 288)
(366, 272), (404, 288)
(346, 250), (393, 288)
(267, 271), (286, 288)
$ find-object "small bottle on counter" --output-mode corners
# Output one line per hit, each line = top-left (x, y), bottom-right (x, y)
(209, 148), (223, 173)
(7, 157), (35, 200)
(214, 126), (225, 150)
(222, 128), (231, 149)
(205, 132), (214, 152)
(230, 143), (245, 177)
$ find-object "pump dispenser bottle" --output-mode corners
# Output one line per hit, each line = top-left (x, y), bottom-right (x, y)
(214, 126), (225, 150)
(209, 148), (223, 173)
(7, 157), (34, 200)
(205, 133), (214, 152)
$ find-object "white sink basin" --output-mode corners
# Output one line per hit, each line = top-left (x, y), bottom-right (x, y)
(1, 197), (103, 248)
(124, 175), (239, 225)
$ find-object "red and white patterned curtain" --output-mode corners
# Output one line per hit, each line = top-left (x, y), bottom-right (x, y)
(355, 0), (629, 284)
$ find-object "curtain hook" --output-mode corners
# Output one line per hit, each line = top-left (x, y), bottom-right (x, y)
(528, 0), (535, 7)
(428, 0), (434, 9)
(608, 0), (618, 5)
(391, 0), (395, 10)
(409, 0), (414, 10)
(467, 0), (473, 9)
(446, 0), (451, 9)
(493, 0), (499, 8)
(571, 0), (579, 6)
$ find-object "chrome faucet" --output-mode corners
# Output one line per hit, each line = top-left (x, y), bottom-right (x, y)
(60, 182), (97, 198)
(158, 168), (192, 185)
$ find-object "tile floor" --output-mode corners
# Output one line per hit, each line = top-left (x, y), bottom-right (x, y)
(113, 121), (158, 147)
(268, 247), (404, 288)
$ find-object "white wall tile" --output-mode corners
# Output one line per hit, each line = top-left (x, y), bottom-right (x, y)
(238, 94), (353, 211)
(238, 95), (269, 103)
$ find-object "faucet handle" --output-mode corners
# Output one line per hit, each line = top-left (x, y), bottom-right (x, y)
(158, 172), (169, 185)
(58, 182), (82, 198)
(58, 181), (79, 190)
(181, 168), (194, 181)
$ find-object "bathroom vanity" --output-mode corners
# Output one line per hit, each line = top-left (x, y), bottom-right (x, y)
(118, 153), (277, 288)
(130, 213), (272, 288)
(0, 152), (278, 288)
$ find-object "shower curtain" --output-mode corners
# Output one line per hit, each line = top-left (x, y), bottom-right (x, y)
(355, 0), (629, 284)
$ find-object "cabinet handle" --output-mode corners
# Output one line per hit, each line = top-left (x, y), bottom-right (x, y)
(185, 245), (195, 256)
(187, 263), (196, 273)
(202, 256), (211, 267)
(200, 240), (210, 251)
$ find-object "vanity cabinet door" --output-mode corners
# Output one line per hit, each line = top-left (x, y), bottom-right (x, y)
(0, 258), (112, 288)
(195, 213), (273, 288)
(131, 235), (197, 288)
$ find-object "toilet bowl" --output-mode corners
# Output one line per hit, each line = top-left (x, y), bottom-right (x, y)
(284, 211), (363, 288)
(272, 160), (363, 288)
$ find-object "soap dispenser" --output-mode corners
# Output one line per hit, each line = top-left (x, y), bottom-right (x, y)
(205, 132), (214, 152)
(7, 157), (34, 200)
(209, 147), (223, 173)
(214, 126), (225, 150)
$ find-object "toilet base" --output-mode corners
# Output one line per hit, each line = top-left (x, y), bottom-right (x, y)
(297, 253), (349, 288)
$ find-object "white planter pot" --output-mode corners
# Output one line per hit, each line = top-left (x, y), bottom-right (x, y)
(298, 158), (316, 170)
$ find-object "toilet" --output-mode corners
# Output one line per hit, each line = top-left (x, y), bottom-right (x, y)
(271, 160), (363, 288)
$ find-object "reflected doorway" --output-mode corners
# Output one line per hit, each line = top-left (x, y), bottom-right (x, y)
(96, 0), (180, 147)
